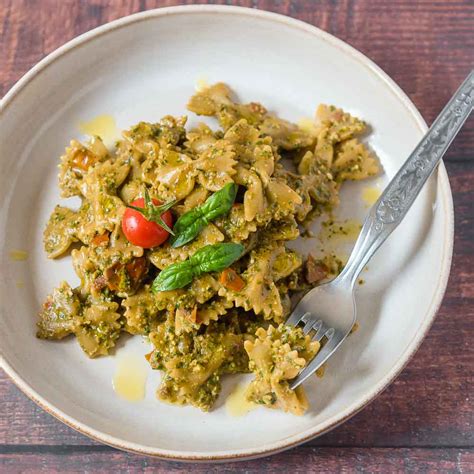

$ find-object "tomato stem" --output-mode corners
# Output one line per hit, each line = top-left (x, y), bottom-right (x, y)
(127, 187), (176, 235)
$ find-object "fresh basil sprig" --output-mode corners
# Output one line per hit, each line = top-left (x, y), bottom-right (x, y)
(151, 260), (196, 293)
(152, 242), (244, 292)
(171, 183), (237, 248)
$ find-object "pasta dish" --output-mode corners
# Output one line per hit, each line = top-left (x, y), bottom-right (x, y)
(38, 83), (379, 415)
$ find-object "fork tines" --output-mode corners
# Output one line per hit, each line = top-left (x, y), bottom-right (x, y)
(287, 311), (334, 343)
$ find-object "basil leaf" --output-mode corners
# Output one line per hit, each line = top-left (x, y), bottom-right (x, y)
(151, 260), (195, 292)
(170, 208), (205, 248)
(171, 183), (237, 248)
(200, 182), (238, 221)
(152, 242), (244, 292)
(191, 243), (244, 274)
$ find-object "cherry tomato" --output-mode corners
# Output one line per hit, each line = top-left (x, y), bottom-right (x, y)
(122, 198), (173, 248)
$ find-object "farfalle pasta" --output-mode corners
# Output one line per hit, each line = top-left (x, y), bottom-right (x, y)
(38, 83), (380, 414)
(244, 324), (320, 415)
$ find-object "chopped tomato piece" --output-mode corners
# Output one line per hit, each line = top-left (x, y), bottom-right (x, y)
(103, 257), (148, 292)
(219, 268), (245, 292)
(103, 263), (123, 292)
(91, 232), (109, 247)
(71, 149), (99, 172)
(125, 257), (148, 282)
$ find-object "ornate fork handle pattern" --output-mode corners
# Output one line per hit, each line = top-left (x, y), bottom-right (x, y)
(340, 70), (473, 286)
(376, 72), (474, 227)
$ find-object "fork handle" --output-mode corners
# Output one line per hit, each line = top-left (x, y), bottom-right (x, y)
(339, 70), (474, 287)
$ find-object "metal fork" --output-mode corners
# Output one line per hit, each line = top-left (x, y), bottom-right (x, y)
(287, 69), (474, 390)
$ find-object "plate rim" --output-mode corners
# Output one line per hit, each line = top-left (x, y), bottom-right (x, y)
(0, 4), (454, 462)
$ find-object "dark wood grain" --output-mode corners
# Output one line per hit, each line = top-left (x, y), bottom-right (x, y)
(0, 447), (473, 473)
(1, 0), (473, 471)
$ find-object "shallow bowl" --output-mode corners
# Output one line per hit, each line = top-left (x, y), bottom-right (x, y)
(0, 5), (453, 461)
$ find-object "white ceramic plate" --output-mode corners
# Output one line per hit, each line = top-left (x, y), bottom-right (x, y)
(0, 6), (453, 461)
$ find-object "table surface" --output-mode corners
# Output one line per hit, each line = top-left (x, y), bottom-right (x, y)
(1, 0), (473, 472)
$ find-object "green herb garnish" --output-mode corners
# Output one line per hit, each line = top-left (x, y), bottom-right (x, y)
(171, 183), (237, 248)
(152, 242), (244, 292)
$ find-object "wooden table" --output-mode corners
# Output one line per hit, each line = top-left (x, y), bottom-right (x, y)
(1, 1), (473, 472)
